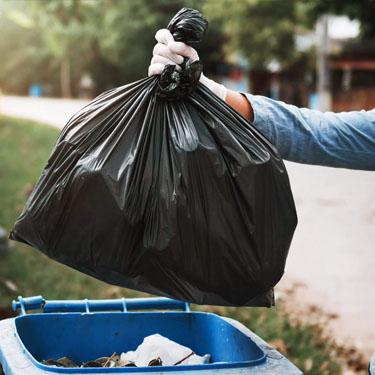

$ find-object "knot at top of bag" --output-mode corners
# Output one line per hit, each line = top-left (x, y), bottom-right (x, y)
(167, 8), (208, 47)
(156, 8), (207, 100)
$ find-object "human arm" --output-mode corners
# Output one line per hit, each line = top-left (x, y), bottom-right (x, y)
(194, 81), (375, 170)
(196, 86), (375, 171)
(149, 30), (375, 171)
(244, 94), (375, 170)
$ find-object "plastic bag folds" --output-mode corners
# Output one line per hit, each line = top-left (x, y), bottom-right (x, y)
(10, 8), (297, 307)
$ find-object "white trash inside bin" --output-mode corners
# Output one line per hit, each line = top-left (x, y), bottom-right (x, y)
(119, 334), (211, 367)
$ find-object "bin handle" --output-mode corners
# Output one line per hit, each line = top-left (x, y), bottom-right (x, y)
(12, 296), (190, 315)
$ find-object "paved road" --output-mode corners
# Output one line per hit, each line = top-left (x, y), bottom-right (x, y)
(0, 95), (89, 129)
(1, 95), (374, 355)
(283, 162), (375, 356)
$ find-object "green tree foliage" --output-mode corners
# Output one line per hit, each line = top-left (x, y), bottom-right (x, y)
(0, 0), (225, 97)
(0, 0), (373, 97)
(0, 1), (54, 95)
(309, 0), (375, 39)
(0, 0), (97, 97)
(203, 0), (313, 70)
(26, 0), (104, 97)
(204, 0), (375, 70)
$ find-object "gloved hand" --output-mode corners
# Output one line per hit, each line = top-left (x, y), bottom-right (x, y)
(148, 29), (227, 101)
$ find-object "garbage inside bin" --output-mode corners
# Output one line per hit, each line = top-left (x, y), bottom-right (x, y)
(119, 334), (210, 367)
(42, 334), (211, 369)
(10, 8), (297, 307)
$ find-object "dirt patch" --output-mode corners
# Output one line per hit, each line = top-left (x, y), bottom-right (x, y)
(277, 280), (369, 374)
(0, 306), (15, 320)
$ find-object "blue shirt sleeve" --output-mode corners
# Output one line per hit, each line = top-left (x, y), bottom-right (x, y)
(244, 93), (375, 171)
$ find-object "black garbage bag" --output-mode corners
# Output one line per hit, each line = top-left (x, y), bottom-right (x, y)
(10, 8), (297, 306)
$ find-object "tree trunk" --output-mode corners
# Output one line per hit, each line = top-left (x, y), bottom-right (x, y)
(60, 58), (72, 98)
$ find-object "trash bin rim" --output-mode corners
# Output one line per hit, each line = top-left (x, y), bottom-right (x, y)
(13, 311), (267, 372)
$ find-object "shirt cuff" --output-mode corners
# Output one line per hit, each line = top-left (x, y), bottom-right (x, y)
(242, 93), (274, 143)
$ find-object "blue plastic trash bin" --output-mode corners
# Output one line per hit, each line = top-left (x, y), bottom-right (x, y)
(0, 296), (302, 374)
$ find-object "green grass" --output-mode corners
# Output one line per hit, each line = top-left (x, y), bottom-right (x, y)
(0, 115), (346, 374)
(198, 305), (345, 374)
(0, 115), (148, 304)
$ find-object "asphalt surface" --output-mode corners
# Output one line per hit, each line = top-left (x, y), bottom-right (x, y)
(284, 161), (375, 356)
(1, 95), (374, 355)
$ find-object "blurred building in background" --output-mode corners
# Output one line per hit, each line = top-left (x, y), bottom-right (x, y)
(331, 41), (375, 111)
(228, 15), (375, 112)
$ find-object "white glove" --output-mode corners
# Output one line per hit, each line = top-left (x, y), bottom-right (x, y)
(148, 29), (227, 101)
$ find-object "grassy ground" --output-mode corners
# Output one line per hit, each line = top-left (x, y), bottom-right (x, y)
(0, 115), (348, 374)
